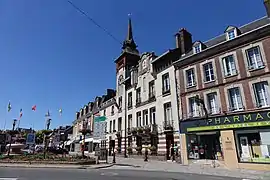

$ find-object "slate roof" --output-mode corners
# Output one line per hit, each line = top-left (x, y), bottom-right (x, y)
(152, 16), (270, 64)
(175, 16), (270, 62)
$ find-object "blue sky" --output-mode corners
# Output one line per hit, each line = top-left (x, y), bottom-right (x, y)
(0, 0), (266, 130)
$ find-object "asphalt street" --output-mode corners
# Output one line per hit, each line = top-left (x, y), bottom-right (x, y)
(0, 167), (244, 180)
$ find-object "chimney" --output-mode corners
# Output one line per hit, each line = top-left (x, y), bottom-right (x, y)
(175, 28), (193, 55)
(265, 0), (270, 17)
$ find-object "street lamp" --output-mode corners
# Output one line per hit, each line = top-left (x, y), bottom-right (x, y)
(7, 119), (17, 156)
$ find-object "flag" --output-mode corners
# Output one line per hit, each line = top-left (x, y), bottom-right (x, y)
(32, 105), (36, 111)
(59, 108), (62, 116)
(19, 109), (23, 118)
(7, 101), (11, 112)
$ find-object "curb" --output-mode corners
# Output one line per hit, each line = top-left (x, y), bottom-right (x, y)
(0, 163), (114, 170)
(113, 163), (141, 168)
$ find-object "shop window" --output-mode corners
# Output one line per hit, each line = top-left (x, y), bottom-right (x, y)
(186, 132), (223, 160)
(235, 129), (270, 163)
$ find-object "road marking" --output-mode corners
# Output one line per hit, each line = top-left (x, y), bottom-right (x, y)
(100, 172), (118, 176)
(0, 178), (18, 180)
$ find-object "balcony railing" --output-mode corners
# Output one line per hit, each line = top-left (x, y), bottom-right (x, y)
(163, 120), (174, 131)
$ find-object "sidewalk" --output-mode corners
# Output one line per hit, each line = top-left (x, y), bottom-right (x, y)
(108, 157), (270, 180)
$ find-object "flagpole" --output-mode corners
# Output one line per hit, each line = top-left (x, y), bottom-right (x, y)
(17, 119), (20, 130)
(3, 117), (6, 130)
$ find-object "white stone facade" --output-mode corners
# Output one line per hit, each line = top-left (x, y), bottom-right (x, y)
(104, 52), (180, 157)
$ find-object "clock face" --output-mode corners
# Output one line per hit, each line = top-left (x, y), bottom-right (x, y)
(118, 75), (124, 85)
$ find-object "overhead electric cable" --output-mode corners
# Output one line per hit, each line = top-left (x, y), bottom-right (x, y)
(67, 0), (122, 45)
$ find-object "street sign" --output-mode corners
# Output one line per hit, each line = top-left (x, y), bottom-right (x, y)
(93, 116), (107, 140)
(26, 133), (35, 145)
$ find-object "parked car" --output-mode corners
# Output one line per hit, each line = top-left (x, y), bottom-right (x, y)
(48, 147), (69, 154)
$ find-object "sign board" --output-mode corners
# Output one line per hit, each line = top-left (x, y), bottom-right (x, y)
(99, 148), (107, 161)
(180, 110), (270, 133)
(26, 133), (35, 145)
(93, 116), (107, 140)
(225, 140), (233, 150)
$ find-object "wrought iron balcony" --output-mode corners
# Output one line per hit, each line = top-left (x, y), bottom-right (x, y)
(163, 120), (174, 131)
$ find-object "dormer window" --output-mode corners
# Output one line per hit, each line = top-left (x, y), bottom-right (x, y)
(227, 30), (236, 40)
(193, 41), (205, 54)
(193, 44), (201, 54)
(225, 26), (239, 40)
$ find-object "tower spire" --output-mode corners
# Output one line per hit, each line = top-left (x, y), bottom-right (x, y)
(122, 14), (139, 54)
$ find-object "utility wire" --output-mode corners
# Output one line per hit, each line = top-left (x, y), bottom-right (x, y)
(67, 0), (123, 45)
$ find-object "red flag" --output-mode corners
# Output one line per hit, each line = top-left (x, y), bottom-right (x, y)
(32, 105), (36, 111)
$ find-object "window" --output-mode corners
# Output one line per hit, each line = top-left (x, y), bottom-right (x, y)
(164, 102), (172, 122)
(228, 87), (243, 111)
(186, 68), (196, 87)
(253, 81), (270, 107)
(246, 46), (264, 70)
(118, 97), (122, 110)
(193, 44), (201, 54)
(235, 129), (270, 164)
(227, 30), (236, 40)
(143, 77), (146, 92)
(118, 84), (123, 96)
(222, 55), (237, 76)
(103, 109), (106, 116)
(150, 107), (156, 125)
(136, 112), (141, 127)
(118, 118), (122, 131)
(189, 97), (200, 117)
(128, 92), (132, 108)
(143, 110), (148, 126)
(128, 114), (132, 130)
(109, 121), (112, 133)
(136, 88), (141, 104)
(113, 120), (116, 132)
(111, 106), (114, 115)
(203, 62), (215, 82)
(149, 80), (155, 98)
(162, 73), (170, 93)
(207, 92), (219, 114)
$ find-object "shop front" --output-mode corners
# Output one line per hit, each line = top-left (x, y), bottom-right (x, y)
(179, 110), (270, 170)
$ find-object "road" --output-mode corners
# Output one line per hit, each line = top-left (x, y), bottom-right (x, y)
(0, 167), (244, 180)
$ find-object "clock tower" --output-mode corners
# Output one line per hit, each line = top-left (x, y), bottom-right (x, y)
(115, 17), (140, 94)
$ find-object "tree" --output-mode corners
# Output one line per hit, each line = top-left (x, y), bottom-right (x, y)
(35, 130), (44, 144)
